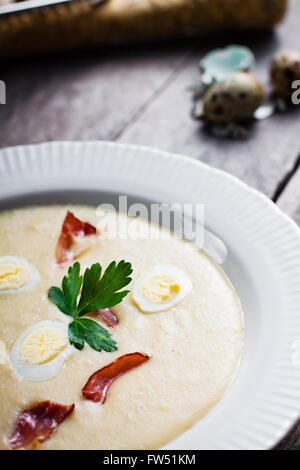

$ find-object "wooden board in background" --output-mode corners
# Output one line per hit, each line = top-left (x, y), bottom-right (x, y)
(119, 0), (300, 199)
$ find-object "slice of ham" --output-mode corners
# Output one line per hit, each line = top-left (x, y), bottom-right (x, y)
(56, 211), (97, 264)
(82, 353), (150, 404)
(96, 308), (118, 327)
(9, 401), (74, 450)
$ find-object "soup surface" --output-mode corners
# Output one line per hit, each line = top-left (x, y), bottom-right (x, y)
(0, 206), (244, 450)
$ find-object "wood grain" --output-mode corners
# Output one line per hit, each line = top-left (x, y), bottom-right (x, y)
(119, 0), (300, 198)
(0, 45), (190, 146)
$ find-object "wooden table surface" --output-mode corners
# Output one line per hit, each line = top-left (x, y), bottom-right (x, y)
(1, 0), (300, 451)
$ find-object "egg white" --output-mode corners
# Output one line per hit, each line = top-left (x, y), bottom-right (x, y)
(9, 321), (74, 382)
(0, 256), (40, 294)
(132, 264), (193, 313)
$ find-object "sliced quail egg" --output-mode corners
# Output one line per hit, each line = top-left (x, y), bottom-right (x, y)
(9, 320), (74, 381)
(132, 264), (193, 313)
(0, 256), (40, 294)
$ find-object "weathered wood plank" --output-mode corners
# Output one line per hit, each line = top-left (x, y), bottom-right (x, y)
(119, 0), (300, 198)
(0, 45), (190, 148)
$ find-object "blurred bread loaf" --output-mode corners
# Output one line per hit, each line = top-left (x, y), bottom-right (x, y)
(1, 0), (288, 59)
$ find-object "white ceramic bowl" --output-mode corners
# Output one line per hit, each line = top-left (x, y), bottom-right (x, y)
(1, 141), (300, 450)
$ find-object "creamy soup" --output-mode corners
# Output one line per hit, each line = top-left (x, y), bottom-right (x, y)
(0, 206), (244, 450)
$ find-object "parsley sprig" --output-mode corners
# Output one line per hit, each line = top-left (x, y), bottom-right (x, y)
(48, 261), (132, 352)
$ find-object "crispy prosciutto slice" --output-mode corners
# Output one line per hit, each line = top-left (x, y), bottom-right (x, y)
(82, 353), (150, 404)
(96, 308), (119, 327)
(9, 401), (74, 450)
(56, 211), (97, 264)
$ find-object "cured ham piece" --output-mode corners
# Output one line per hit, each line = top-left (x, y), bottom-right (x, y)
(82, 353), (150, 404)
(96, 308), (118, 327)
(56, 211), (97, 264)
(9, 401), (75, 450)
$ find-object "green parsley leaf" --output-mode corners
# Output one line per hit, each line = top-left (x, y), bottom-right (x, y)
(68, 321), (85, 351)
(69, 319), (117, 352)
(77, 260), (132, 316)
(48, 262), (82, 316)
(62, 262), (82, 314)
(48, 260), (132, 352)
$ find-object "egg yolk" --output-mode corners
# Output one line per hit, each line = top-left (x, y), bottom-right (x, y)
(0, 263), (31, 290)
(19, 327), (67, 365)
(140, 275), (180, 304)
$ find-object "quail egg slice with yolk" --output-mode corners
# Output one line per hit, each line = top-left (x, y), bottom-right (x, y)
(9, 321), (74, 381)
(132, 264), (193, 313)
(0, 256), (40, 294)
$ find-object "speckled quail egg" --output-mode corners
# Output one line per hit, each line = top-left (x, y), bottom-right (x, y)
(270, 49), (300, 97)
(203, 72), (264, 122)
